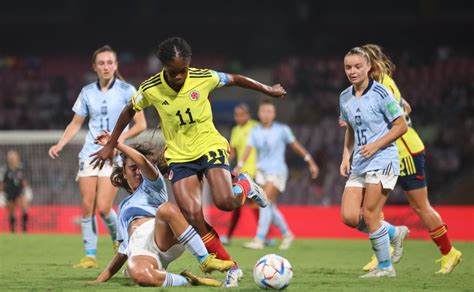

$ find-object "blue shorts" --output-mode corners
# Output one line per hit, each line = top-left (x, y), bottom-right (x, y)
(168, 149), (230, 184)
(398, 152), (427, 191)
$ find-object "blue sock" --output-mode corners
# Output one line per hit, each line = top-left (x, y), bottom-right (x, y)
(369, 224), (392, 269)
(256, 204), (272, 240)
(177, 225), (208, 263)
(101, 209), (118, 242)
(162, 272), (189, 287)
(383, 220), (396, 241)
(271, 203), (291, 236)
(81, 216), (97, 257)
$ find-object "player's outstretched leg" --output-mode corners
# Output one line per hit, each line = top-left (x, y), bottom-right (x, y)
(156, 203), (234, 273)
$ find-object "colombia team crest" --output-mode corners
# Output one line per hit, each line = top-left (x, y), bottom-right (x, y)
(189, 90), (200, 101)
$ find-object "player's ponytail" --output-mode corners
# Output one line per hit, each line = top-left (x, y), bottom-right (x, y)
(156, 37), (192, 64)
(362, 44), (396, 82)
(92, 45), (126, 81)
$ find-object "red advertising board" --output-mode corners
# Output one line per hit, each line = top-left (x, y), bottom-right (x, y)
(1, 205), (473, 240)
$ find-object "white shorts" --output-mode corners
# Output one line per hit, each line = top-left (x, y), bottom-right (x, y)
(127, 219), (185, 270)
(345, 169), (398, 191)
(76, 158), (114, 181)
(255, 170), (288, 193)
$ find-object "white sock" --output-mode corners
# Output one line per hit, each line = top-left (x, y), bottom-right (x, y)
(177, 225), (209, 263)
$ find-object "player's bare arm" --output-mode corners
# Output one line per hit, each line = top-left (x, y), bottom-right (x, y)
(226, 74), (286, 98)
(91, 252), (127, 284)
(95, 131), (159, 181)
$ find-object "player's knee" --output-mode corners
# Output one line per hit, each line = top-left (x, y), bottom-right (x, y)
(180, 208), (202, 226)
(80, 203), (94, 217)
(214, 198), (234, 212)
(128, 268), (156, 287)
(156, 202), (179, 222)
(341, 213), (359, 228)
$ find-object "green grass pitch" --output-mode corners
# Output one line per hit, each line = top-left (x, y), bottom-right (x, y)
(0, 234), (472, 291)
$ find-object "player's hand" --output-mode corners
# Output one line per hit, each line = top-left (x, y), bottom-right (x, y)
(359, 142), (380, 158)
(48, 144), (62, 159)
(339, 159), (350, 177)
(94, 131), (110, 146)
(90, 144), (115, 170)
(338, 118), (348, 128)
(308, 162), (319, 179)
(268, 84), (286, 98)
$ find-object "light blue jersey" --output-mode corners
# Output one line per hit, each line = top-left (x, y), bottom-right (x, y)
(339, 79), (403, 175)
(72, 79), (136, 159)
(116, 172), (168, 254)
(248, 122), (295, 176)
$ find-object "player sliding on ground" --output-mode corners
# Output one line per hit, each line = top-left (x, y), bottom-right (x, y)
(91, 131), (234, 287)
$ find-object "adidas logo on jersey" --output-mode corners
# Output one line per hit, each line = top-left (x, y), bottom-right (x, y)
(162, 100), (169, 105)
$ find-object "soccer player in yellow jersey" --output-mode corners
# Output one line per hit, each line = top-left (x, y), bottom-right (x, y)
(361, 44), (462, 274)
(220, 103), (259, 245)
(91, 37), (286, 287)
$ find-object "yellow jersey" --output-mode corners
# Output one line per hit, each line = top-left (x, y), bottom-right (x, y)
(230, 119), (258, 178)
(381, 75), (425, 162)
(132, 68), (229, 164)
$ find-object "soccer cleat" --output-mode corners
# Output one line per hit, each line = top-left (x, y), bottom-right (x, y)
(73, 256), (98, 268)
(223, 268), (244, 287)
(279, 234), (294, 250)
(435, 247), (462, 274)
(200, 254), (235, 273)
(392, 226), (409, 263)
(243, 238), (264, 249)
(362, 246), (394, 272)
(238, 172), (268, 208)
(180, 270), (222, 287)
(113, 240), (120, 254)
(359, 266), (396, 278)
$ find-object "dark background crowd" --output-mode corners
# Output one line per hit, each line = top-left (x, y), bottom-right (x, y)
(1, 0), (473, 205)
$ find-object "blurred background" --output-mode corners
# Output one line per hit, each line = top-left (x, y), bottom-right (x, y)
(0, 0), (473, 230)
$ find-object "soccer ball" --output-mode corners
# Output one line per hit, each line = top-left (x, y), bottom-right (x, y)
(253, 254), (293, 290)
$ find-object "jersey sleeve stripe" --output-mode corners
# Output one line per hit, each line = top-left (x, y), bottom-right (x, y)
(189, 75), (213, 79)
(373, 87), (387, 99)
(374, 85), (389, 94)
(141, 75), (161, 88)
(374, 85), (389, 97)
(142, 80), (162, 92)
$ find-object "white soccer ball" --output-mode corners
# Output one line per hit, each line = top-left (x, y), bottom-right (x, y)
(253, 254), (293, 290)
